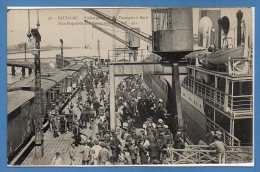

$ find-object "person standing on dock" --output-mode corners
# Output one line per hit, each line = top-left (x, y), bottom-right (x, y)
(51, 152), (63, 165)
(209, 133), (226, 164)
(68, 144), (76, 165)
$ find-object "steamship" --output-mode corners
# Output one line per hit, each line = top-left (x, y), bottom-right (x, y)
(180, 9), (253, 146)
(147, 8), (253, 146)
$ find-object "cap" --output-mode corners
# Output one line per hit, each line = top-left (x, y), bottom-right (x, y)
(164, 125), (169, 129)
(158, 119), (163, 123)
(159, 99), (163, 103)
(122, 123), (128, 129)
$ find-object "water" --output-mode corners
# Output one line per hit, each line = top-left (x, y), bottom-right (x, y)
(7, 48), (99, 60)
(7, 48), (99, 84)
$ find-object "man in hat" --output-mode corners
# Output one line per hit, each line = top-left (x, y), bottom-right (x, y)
(73, 121), (81, 146)
(80, 142), (93, 165)
(59, 112), (67, 134)
(91, 140), (102, 165)
(51, 152), (63, 165)
(174, 136), (185, 162)
(109, 132), (121, 164)
(98, 142), (111, 165)
(206, 130), (217, 144)
(66, 108), (74, 132)
(143, 117), (156, 135)
(53, 109), (60, 138)
(209, 132), (226, 164)
(148, 138), (161, 164)
(93, 99), (101, 116)
(48, 111), (54, 132)
(68, 143), (76, 165)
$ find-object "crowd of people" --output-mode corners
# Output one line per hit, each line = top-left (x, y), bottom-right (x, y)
(49, 61), (226, 165)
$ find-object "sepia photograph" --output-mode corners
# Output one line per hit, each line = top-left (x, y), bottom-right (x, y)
(7, 7), (253, 166)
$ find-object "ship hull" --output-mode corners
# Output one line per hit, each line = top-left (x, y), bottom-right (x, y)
(182, 98), (208, 144)
(181, 87), (208, 144)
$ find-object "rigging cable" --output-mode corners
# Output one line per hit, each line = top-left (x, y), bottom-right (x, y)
(36, 9), (40, 28)
(84, 20), (86, 48)
(27, 10), (32, 41)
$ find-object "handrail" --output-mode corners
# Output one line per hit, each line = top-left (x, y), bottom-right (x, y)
(163, 145), (252, 164)
(206, 118), (241, 146)
(182, 77), (253, 116)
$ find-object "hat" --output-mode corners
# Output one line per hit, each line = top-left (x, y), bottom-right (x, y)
(158, 119), (163, 123)
(159, 99), (163, 103)
(164, 125), (169, 129)
(216, 131), (222, 136)
(147, 117), (153, 121)
(100, 142), (107, 148)
(122, 123), (128, 129)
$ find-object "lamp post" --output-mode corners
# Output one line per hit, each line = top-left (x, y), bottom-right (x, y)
(60, 39), (64, 68)
(24, 42), (27, 62)
(30, 28), (44, 158)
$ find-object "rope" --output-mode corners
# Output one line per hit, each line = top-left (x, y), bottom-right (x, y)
(36, 10), (40, 28)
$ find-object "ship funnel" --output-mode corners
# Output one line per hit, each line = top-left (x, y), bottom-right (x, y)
(242, 19), (249, 58)
(237, 10), (243, 46)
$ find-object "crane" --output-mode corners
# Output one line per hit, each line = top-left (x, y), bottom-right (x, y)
(85, 20), (138, 61)
(83, 9), (152, 44)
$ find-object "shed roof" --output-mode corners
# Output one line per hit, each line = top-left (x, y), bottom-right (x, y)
(8, 90), (34, 114)
(23, 71), (70, 92)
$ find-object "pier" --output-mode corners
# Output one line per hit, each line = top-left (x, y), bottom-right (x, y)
(7, 7), (253, 166)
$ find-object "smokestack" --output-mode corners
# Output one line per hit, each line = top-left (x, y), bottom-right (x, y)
(218, 18), (222, 49)
(236, 10), (243, 46)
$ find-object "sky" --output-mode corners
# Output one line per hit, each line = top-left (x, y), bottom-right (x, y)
(7, 8), (152, 52)
(7, 8), (253, 55)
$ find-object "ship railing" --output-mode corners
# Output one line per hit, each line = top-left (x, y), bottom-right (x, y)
(108, 49), (150, 62)
(228, 95), (253, 118)
(164, 145), (252, 164)
(206, 118), (241, 146)
(182, 77), (225, 108)
(182, 77), (253, 118)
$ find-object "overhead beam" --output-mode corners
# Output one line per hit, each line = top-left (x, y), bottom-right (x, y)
(85, 20), (129, 47)
(83, 9), (152, 44)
